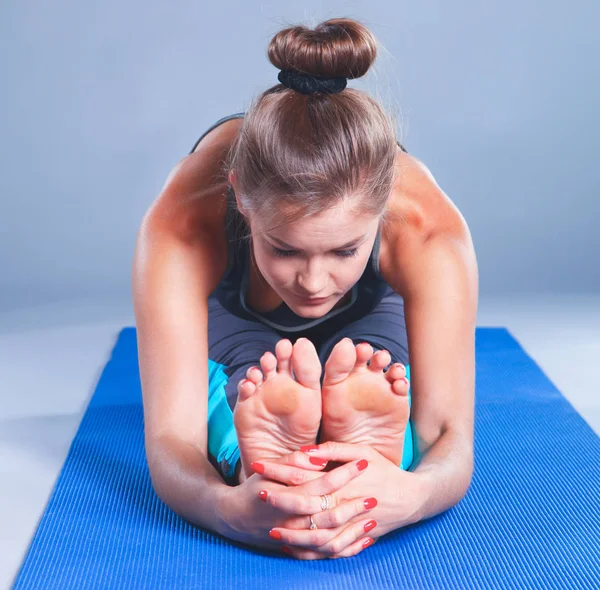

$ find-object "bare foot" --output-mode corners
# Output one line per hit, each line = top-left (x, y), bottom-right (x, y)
(233, 337), (323, 481)
(320, 338), (410, 466)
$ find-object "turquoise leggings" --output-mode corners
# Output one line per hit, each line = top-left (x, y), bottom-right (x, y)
(207, 359), (414, 483)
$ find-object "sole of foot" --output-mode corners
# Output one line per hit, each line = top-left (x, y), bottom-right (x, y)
(320, 337), (410, 467)
(233, 337), (323, 481)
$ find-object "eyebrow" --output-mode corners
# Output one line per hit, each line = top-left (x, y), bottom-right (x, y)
(268, 233), (369, 251)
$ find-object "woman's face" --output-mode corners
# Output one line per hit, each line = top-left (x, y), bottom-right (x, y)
(244, 202), (381, 318)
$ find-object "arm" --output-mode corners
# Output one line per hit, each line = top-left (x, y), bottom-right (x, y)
(132, 216), (231, 533)
(148, 435), (232, 534)
(398, 228), (479, 519)
(132, 209), (307, 550)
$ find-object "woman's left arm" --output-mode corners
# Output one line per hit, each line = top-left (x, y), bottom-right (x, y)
(394, 227), (479, 514)
(378, 225), (482, 489)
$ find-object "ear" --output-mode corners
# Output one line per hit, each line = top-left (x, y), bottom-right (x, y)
(228, 169), (249, 218)
(228, 169), (237, 191)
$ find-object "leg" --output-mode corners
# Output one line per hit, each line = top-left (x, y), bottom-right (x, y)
(316, 286), (416, 471)
(206, 294), (283, 485)
(316, 285), (409, 373)
(206, 296), (323, 485)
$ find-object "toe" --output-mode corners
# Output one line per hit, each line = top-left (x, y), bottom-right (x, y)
(354, 342), (374, 370)
(392, 377), (410, 396)
(322, 337), (357, 387)
(385, 363), (406, 383)
(275, 339), (293, 374)
(260, 351), (278, 379)
(245, 366), (263, 385)
(291, 338), (322, 391)
(368, 350), (391, 372)
(237, 378), (256, 402)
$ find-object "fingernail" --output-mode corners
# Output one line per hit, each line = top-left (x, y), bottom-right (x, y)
(364, 520), (377, 533)
(309, 457), (328, 467)
(357, 459), (368, 471)
(281, 546), (293, 555)
(251, 462), (265, 474)
(300, 445), (319, 453)
(364, 497), (378, 510)
(269, 529), (282, 540)
(362, 538), (374, 549)
(258, 490), (268, 502)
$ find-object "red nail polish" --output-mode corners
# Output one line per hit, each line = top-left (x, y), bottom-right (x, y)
(363, 497), (378, 510)
(300, 445), (319, 453)
(251, 462), (265, 474)
(269, 529), (282, 540)
(309, 456), (328, 467)
(281, 546), (293, 555)
(357, 459), (368, 471)
(362, 538), (374, 549)
(364, 520), (377, 533)
(258, 490), (268, 502)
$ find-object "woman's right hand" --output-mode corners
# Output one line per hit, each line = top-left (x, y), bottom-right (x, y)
(217, 450), (376, 556)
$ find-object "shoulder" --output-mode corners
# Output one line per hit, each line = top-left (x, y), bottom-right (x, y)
(379, 148), (472, 296)
(144, 116), (244, 245)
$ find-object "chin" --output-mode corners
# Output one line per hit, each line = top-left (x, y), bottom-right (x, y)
(293, 307), (327, 318)
(288, 298), (335, 318)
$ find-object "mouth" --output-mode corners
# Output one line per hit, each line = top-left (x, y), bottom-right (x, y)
(297, 294), (330, 304)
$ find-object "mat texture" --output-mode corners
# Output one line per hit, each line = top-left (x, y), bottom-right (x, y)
(13, 327), (600, 589)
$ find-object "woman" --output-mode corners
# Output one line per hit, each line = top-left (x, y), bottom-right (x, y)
(132, 18), (478, 561)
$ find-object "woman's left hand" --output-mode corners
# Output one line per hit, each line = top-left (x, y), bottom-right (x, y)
(256, 441), (425, 560)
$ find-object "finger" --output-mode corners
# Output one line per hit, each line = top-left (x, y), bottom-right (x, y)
(330, 536), (377, 559)
(281, 496), (378, 530)
(265, 459), (369, 515)
(313, 518), (378, 556)
(279, 546), (328, 560)
(251, 459), (329, 486)
(271, 517), (377, 554)
(273, 449), (331, 471)
(301, 440), (376, 463)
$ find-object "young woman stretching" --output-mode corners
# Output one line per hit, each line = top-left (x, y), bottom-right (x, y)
(132, 17), (478, 561)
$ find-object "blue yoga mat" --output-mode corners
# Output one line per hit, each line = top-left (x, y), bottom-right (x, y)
(13, 327), (600, 589)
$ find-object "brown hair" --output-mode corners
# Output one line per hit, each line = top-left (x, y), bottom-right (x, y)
(223, 17), (400, 239)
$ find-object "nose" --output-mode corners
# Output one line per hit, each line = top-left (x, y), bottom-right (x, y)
(297, 265), (327, 296)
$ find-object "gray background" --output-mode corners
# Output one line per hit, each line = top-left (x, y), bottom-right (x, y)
(1, 1), (598, 313)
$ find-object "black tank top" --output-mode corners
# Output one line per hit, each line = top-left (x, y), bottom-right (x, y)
(188, 112), (408, 342)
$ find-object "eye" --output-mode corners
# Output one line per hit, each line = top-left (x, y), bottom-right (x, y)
(272, 247), (296, 258)
(272, 247), (359, 259)
(337, 248), (359, 258)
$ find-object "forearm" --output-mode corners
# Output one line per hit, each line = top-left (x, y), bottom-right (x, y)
(147, 435), (233, 535)
(409, 428), (473, 522)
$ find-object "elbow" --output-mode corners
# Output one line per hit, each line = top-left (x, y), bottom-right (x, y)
(145, 435), (179, 506)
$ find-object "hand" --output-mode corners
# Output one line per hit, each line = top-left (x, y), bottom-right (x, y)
(250, 454), (379, 560)
(218, 450), (330, 553)
(257, 442), (425, 560)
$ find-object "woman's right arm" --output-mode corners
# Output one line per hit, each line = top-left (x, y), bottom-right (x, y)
(132, 208), (233, 534)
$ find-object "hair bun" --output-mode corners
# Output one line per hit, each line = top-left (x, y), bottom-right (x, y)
(267, 17), (378, 80)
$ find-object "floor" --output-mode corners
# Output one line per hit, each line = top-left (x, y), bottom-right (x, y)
(0, 294), (598, 589)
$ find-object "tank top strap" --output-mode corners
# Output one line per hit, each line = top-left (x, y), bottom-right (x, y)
(370, 220), (383, 280)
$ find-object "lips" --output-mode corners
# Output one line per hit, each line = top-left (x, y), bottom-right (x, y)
(300, 295), (329, 303)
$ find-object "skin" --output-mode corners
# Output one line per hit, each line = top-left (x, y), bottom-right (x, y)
(147, 118), (478, 560)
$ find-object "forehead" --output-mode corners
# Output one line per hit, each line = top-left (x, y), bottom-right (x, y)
(259, 201), (376, 237)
